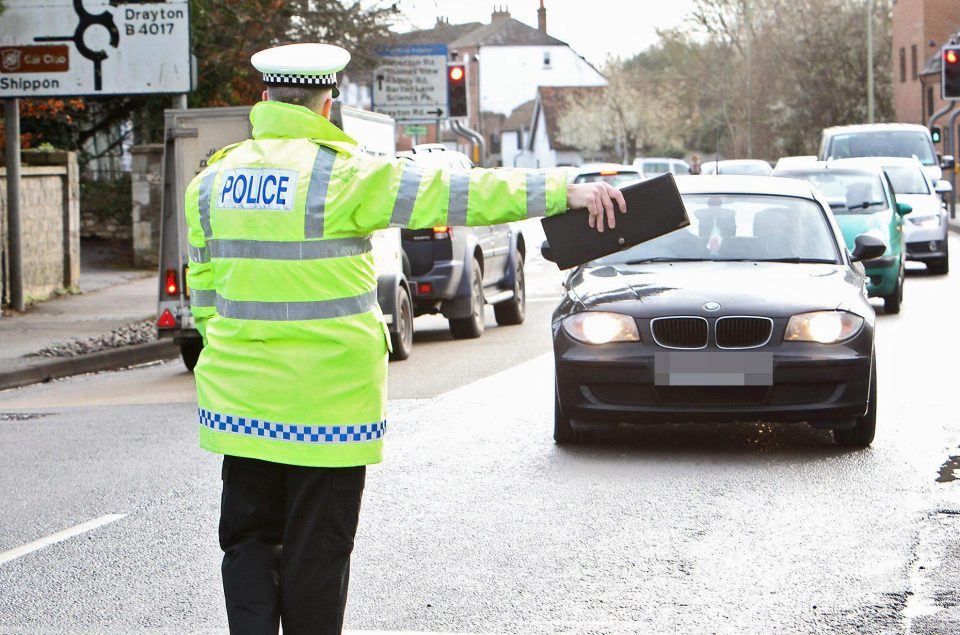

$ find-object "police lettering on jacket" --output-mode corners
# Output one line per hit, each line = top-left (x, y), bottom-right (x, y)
(219, 168), (300, 211)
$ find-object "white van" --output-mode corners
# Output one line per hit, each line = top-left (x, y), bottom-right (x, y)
(818, 123), (954, 185)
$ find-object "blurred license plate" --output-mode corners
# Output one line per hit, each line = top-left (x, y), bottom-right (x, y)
(654, 351), (773, 386)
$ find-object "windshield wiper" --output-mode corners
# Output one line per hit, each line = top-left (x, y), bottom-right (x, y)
(846, 201), (885, 210)
(754, 257), (838, 264)
(623, 257), (709, 264)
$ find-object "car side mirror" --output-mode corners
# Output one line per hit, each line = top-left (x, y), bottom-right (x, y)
(541, 240), (556, 263)
(941, 155), (956, 170)
(851, 234), (886, 262)
(896, 202), (913, 216)
(935, 179), (954, 195)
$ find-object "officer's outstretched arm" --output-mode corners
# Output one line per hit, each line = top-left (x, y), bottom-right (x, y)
(323, 155), (570, 236)
(184, 167), (217, 345)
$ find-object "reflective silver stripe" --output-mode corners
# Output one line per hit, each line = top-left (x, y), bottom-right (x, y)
(198, 171), (216, 239)
(188, 245), (210, 264)
(304, 146), (337, 239)
(525, 171), (547, 218)
(447, 172), (471, 226)
(216, 289), (377, 321)
(207, 237), (371, 260)
(389, 164), (424, 227)
(191, 289), (217, 308)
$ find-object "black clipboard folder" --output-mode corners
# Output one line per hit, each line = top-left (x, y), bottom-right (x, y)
(541, 173), (690, 270)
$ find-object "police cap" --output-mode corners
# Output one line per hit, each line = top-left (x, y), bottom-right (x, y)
(251, 43), (351, 98)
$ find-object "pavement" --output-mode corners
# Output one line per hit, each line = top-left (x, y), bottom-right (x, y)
(0, 240), (177, 390)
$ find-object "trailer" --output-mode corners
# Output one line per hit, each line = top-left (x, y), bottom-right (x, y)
(156, 104), (414, 369)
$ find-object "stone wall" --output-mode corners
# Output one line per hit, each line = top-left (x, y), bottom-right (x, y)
(1, 151), (81, 304)
(130, 144), (164, 268)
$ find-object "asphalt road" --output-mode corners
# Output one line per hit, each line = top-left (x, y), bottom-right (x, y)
(2, 230), (960, 634)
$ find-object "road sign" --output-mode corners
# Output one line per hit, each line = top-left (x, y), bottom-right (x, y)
(0, 0), (191, 98)
(404, 125), (428, 136)
(373, 44), (448, 123)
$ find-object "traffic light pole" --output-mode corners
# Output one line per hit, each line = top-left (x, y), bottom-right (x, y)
(947, 109), (960, 218)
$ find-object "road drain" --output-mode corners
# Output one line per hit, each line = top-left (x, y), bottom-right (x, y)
(936, 455), (960, 483)
(0, 412), (49, 421)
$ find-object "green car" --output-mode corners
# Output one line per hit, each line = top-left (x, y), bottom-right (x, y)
(774, 162), (911, 313)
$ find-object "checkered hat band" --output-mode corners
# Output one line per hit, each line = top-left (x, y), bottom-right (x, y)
(262, 73), (337, 86)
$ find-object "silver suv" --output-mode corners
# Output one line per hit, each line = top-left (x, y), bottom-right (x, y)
(397, 145), (527, 340)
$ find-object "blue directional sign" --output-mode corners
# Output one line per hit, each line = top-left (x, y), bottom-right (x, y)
(373, 43), (449, 123)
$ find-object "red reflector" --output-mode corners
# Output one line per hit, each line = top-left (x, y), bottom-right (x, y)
(157, 309), (177, 329)
(418, 283), (433, 295)
(433, 226), (450, 233)
(165, 268), (178, 296)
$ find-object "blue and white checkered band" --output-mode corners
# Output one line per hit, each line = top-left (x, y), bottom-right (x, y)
(199, 408), (386, 445)
(262, 72), (337, 87)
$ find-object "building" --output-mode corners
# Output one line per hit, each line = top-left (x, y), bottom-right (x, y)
(892, 0), (960, 125)
(353, 3), (606, 163)
(510, 85), (608, 168)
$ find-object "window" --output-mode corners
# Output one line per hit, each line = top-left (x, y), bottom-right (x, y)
(927, 86), (935, 118)
(911, 44), (918, 80)
(899, 47), (906, 82)
(543, 51), (551, 68)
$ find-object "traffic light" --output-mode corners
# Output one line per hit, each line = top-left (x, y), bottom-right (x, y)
(931, 126), (942, 143)
(447, 64), (467, 118)
(944, 46), (960, 100)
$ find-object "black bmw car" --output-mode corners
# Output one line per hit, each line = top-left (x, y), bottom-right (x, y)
(546, 176), (887, 447)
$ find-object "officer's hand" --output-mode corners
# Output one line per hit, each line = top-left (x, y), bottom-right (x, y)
(567, 182), (628, 233)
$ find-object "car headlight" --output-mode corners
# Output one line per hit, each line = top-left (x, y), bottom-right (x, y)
(562, 312), (640, 345)
(908, 215), (941, 228)
(784, 311), (864, 344)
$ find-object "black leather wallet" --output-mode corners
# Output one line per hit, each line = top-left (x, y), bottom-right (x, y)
(541, 173), (690, 270)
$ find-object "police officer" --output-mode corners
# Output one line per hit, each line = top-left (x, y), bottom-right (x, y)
(184, 43), (626, 635)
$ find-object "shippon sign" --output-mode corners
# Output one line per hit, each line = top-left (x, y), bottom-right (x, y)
(0, 0), (191, 98)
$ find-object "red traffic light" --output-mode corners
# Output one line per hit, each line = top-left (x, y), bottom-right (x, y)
(947, 49), (959, 65)
(449, 66), (465, 82)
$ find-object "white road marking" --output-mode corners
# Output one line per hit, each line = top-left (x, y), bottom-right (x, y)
(0, 514), (126, 565)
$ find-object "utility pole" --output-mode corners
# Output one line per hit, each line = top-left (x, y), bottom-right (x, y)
(744, 0), (753, 158)
(866, 0), (875, 123)
(4, 99), (24, 312)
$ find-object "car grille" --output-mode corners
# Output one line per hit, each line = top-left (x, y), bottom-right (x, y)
(716, 317), (773, 349)
(651, 317), (708, 349)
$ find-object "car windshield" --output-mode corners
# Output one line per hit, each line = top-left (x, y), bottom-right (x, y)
(574, 172), (641, 186)
(779, 170), (888, 214)
(883, 165), (930, 195)
(595, 194), (840, 265)
(673, 163), (691, 175)
(828, 131), (937, 166)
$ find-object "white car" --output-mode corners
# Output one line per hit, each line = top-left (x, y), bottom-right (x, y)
(831, 157), (949, 274)
(774, 156), (818, 171)
(701, 159), (773, 176)
(818, 123), (954, 186)
(633, 157), (690, 176)
(569, 163), (645, 187)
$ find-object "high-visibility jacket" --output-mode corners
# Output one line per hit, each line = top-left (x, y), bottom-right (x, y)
(185, 100), (569, 467)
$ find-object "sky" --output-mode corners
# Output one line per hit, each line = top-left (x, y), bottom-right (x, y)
(390, 0), (697, 66)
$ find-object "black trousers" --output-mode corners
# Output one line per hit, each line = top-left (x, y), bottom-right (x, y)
(219, 455), (366, 635)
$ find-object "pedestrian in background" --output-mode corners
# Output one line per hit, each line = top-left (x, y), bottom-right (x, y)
(183, 43), (627, 635)
(690, 153), (702, 175)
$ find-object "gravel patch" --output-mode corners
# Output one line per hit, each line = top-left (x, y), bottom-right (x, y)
(33, 320), (157, 358)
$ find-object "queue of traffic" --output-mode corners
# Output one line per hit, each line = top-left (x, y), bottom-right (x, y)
(542, 121), (955, 449)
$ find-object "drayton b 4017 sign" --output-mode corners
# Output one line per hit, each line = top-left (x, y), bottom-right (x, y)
(0, 0), (191, 98)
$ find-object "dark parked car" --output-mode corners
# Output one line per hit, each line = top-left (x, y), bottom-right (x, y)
(397, 145), (527, 339)
(546, 175), (886, 447)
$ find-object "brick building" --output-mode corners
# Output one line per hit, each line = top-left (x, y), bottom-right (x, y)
(892, 0), (960, 125)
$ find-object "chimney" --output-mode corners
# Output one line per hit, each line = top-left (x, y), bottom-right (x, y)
(491, 5), (511, 22)
(538, 0), (547, 34)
